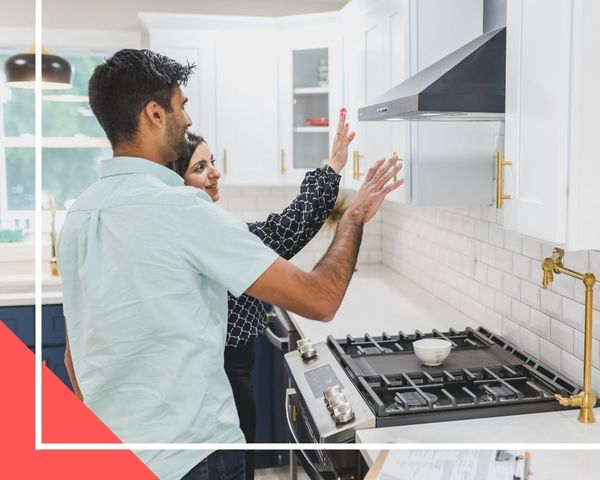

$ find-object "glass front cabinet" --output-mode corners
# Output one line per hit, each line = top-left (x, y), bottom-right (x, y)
(278, 16), (342, 184)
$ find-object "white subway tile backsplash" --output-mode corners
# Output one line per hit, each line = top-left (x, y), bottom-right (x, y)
(540, 289), (562, 318)
(503, 273), (521, 299)
(520, 281), (540, 309)
(504, 231), (522, 253)
(502, 317), (520, 345)
(513, 254), (532, 280)
(511, 300), (530, 326)
(495, 247), (513, 272)
(474, 219), (489, 242)
(550, 320), (574, 352)
(480, 243), (496, 266)
(474, 260), (487, 283)
(479, 285), (496, 309)
(519, 328), (540, 357)
(460, 294), (486, 322)
(485, 308), (503, 334)
(495, 292), (512, 317)
(522, 237), (542, 260)
(228, 196), (257, 210)
(562, 297), (585, 331)
(530, 309), (551, 339)
(539, 339), (561, 371)
(564, 250), (589, 273)
(530, 259), (543, 285)
(560, 350), (583, 385)
(489, 223), (504, 247)
(487, 266), (503, 291)
(551, 274), (576, 299)
(573, 330), (600, 369)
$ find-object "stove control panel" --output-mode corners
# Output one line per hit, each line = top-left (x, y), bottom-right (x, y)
(285, 341), (376, 442)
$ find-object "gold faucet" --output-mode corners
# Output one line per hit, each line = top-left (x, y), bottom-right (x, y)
(48, 194), (59, 277)
(541, 247), (596, 423)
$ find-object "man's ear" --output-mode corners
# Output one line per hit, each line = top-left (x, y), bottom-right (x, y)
(142, 101), (165, 128)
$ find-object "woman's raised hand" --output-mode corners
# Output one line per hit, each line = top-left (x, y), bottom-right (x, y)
(327, 107), (356, 174)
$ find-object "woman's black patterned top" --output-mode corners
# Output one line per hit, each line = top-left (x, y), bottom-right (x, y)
(226, 165), (341, 347)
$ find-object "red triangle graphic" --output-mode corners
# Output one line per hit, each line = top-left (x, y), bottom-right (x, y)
(0, 321), (157, 479)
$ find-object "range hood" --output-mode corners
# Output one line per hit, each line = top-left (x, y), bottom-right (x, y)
(358, 26), (506, 122)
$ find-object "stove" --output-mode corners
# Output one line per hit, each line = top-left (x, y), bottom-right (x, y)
(284, 326), (581, 444)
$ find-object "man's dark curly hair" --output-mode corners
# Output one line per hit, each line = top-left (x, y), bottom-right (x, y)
(89, 49), (195, 147)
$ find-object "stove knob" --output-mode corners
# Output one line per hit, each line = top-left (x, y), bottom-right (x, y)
(332, 402), (355, 425)
(297, 338), (317, 360)
(327, 393), (348, 412)
(323, 385), (343, 405)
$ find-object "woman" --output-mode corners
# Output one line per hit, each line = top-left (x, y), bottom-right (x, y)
(171, 108), (354, 480)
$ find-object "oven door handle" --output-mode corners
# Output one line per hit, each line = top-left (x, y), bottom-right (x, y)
(264, 321), (289, 351)
(285, 388), (327, 480)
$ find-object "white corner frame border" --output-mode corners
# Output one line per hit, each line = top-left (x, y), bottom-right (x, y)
(32, 0), (595, 456)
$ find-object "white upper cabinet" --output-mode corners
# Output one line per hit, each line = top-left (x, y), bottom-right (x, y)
(342, 0), (396, 192)
(213, 28), (279, 185)
(141, 14), (279, 185)
(504, 0), (600, 250)
(277, 14), (343, 185)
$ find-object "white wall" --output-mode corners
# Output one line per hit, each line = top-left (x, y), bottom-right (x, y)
(380, 201), (600, 394)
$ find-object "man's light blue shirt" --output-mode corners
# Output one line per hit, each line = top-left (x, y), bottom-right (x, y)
(57, 157), (278, 480)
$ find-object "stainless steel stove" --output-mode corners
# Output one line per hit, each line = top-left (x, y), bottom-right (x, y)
(284, 326), (582, 446)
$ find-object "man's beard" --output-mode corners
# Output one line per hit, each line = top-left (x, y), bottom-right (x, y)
(165, 118), (188, 160)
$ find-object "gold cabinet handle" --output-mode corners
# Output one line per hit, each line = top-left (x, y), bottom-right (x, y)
(393, 157), (403, 183)
(281, 149), (287, 175)
(353, 151), (364, 180)
(496, 151), (512, 208)
(223, 149), (228, 175)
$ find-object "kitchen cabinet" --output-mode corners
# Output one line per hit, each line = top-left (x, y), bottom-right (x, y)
(343, 0), (502, 205)
(213, 28), (279, 185)
(504, 0), (600, 250)
(277, 15), (343, 185)
(142, 14), (280, 185)
(0, 304), (72, 390)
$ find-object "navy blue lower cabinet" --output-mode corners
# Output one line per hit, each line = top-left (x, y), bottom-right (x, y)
(0, 305), (35, 348)
(0, 304), (73, 392)
(253, 334), (289, 469)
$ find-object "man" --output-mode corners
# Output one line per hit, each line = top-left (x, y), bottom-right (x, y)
(58, 49), (402, 480)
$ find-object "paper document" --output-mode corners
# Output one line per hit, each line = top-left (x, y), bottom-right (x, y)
(379, 450), (527, 480)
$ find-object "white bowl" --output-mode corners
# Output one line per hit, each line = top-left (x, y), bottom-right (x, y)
(413, 339), (452, 366)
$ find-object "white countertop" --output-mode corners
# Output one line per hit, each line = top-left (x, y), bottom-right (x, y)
(364, 450), (600, 479)
(287, 264), (474, 342)
(357, 408), (600, 455)
(0, 275), (63, 307)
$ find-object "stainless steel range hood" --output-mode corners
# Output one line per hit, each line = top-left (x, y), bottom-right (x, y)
(358, 26), (505, 122)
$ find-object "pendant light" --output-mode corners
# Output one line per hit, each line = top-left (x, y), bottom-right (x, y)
(4, 47), (72, 90)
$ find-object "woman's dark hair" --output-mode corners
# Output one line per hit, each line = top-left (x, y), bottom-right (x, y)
(169, 132), (206, 178)
(89, 49), (195, 147)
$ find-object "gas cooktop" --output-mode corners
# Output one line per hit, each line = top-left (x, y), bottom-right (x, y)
(327, 327), (580, 427)
(284, 326), (582, 442)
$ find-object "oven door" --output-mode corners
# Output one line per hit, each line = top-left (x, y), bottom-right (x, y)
(285, 388), (362, 480)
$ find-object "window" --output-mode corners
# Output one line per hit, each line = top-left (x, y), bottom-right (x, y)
(0, 50), (111, 232)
